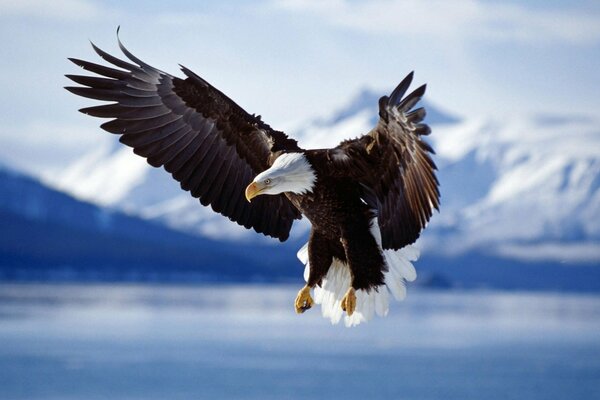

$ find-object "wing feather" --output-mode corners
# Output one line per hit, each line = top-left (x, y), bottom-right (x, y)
(66, 37), (302, 241)
(331, 72), (439, 249)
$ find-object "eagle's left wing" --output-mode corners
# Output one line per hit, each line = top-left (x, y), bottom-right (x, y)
(328, 72), (440, 250)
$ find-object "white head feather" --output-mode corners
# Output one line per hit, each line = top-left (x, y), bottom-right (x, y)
(253, 153), (316, 195)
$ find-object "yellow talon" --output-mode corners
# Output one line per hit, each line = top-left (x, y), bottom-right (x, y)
(294, 285), (314, 314)
(341, 287), (356, 316)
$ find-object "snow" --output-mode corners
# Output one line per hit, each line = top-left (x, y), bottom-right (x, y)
(54, 143), (149, 207)
(296, 108), (374, 149)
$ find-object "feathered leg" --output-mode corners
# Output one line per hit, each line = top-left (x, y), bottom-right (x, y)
(295, 230), (333, 314)
(340, 227), (386, 316)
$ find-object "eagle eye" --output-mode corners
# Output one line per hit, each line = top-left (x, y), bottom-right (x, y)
(264, 178), (272, 185)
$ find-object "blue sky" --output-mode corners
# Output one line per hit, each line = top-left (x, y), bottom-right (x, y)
(0, 0), (599, 175)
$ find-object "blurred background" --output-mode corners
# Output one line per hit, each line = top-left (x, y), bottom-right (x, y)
(1, 1), (599, 399)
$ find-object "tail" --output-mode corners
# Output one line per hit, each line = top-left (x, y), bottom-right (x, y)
(297, 218), (419, 327)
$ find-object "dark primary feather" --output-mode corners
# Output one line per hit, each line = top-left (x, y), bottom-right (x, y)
(65, 36), (302, 241)
(330, 72), (439, 250)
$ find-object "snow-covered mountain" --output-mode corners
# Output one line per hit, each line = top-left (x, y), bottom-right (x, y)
(25, 89), (600, 266)
(292, 92), (600, 265)
(426, 114), (600, 264)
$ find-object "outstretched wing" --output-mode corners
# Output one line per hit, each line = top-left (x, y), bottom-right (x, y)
(330, 72), (439, 250)
(66, 35), (302, 241)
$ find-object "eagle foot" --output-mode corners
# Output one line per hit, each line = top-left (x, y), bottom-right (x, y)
(341, 287), (356, 316)
(294, 285), (314, 314)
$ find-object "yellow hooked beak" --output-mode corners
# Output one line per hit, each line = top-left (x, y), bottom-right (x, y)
(245, 181), (266, 202)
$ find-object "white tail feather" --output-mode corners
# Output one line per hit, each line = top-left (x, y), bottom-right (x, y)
(297, 218), (419, 327)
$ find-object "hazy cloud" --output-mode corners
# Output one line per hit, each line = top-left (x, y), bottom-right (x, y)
(273, 0), (600, 45)
(0, 0), (102, 20)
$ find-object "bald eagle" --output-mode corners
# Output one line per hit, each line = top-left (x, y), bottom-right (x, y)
(66, 35), (439, 327)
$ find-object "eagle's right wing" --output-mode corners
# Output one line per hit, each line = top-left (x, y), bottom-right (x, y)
(66, 35), (301, 241)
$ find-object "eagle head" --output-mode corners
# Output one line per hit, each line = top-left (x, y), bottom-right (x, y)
(245, 152), (316, 202)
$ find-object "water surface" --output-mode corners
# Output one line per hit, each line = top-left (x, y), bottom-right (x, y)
(1, 284), (599, 399)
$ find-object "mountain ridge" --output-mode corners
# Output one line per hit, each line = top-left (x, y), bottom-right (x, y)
(1, 162), (599, 291)
(35, 89), (600, 265)
(0, 166), (301, 282)
(1, 88), (598, 289)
